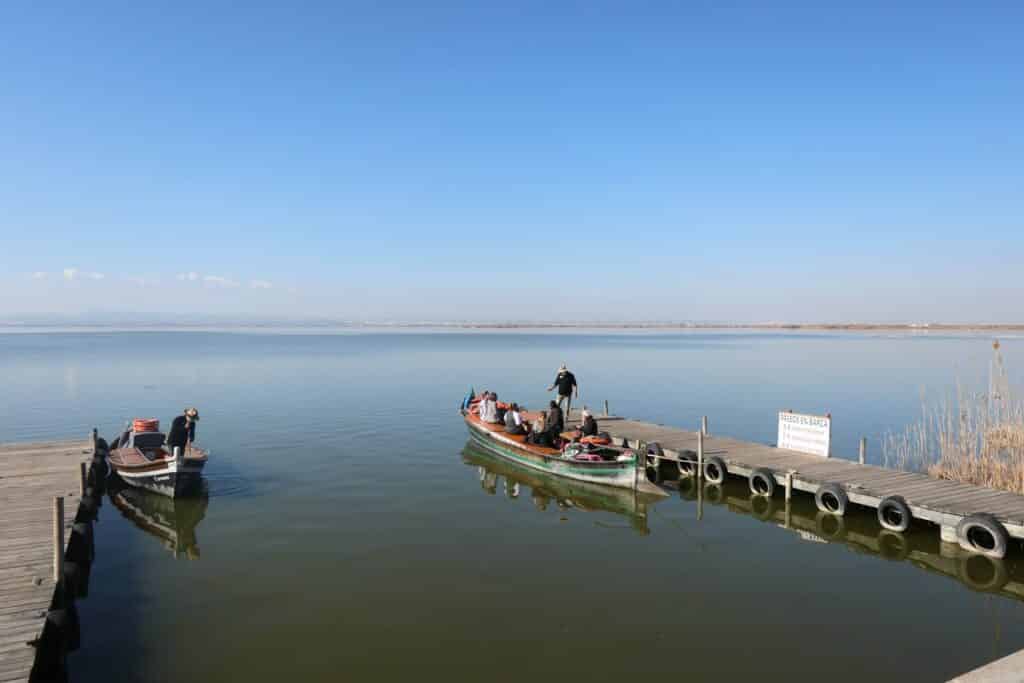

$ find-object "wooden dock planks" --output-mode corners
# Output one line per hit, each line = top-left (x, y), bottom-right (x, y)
(0, 438), (91, 683)
(566, 412), (1024, 538)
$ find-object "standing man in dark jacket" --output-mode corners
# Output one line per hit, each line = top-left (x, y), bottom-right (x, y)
(167, 407), (199, 455)
(547, 364), (578, 418)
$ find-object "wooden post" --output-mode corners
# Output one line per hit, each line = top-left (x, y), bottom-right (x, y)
(604, 399), (609, 417)
(784, 472), (793, 529)
(701, 416), (708, 437)
(53, 496), (64, 584)
(858, 437), (866, 465)
(697, 431), (705, 481)
(79, 461), (87, 496)
(91, 428), (98, 452)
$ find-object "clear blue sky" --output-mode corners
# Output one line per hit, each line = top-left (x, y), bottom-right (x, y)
(2, 2), (1022, 321)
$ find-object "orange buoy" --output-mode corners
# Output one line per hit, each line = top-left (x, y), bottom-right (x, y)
(132, 418), (160, 433)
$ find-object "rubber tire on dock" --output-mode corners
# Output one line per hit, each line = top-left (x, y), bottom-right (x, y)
(956, 514), (1009, 560)
(703, 456), (727, 485)
(815, 483), (848, 516)
(677, 450), (698, 478)
(646, 462), (663, 485)
(749, 468), (775, 497)
(877, 496), (912, 533)
(646, 442), (663, 472)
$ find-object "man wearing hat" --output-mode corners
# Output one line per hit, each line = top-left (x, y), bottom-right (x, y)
(167, 407), (200, 456)
(547, 363), (578, 417)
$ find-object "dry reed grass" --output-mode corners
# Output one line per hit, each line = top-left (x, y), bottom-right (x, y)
(883, 381), (1024, 494)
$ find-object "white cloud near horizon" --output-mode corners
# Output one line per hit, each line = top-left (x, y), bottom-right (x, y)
(31, 271), (47, 280)
(202, 274), (239, 288)
(62, 268), (104, 281)
(176, 272), (200, 282)
(249, 280), (273, 289)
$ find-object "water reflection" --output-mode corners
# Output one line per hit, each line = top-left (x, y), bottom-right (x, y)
(462, 442), (664, 535)
(681, 477), (1024, 599)
(108, 480), (209, 559)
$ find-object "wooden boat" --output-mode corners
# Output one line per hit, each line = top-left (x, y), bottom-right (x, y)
(462, 443), (663, 535)
(108, 478), (208, 559)
(462, 399), (650, 491)
(107, 419), (208, 498)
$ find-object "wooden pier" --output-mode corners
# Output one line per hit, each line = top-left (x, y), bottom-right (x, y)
(567, 410), (1024, 559)
(0, 434), (102, 683)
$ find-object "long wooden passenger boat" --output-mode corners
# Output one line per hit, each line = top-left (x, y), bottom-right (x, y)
(461, 396), (647, 491)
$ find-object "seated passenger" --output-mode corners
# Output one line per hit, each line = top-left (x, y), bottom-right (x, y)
(479, 392), (501, 424)
(528, 413), (551, 446)
(546, 400), (564, 434)
(492, 393), (507, 423)
(504, 403), (527, 435)
(574, 409), (599, 440)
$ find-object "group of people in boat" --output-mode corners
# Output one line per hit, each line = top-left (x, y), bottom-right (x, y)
(471, 364), (608, 454)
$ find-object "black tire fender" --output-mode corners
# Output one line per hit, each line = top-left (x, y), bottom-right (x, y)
(677, 450), (698, 478)
(749, 468), (776, 497)
(703, 456), (727, 485)
(956, 514), (1009, 560)
(878, 496), (912, 533)
(815, 483), (848, 516)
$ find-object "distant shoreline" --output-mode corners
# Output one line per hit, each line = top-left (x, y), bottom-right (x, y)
(2, 321), (1024, 333)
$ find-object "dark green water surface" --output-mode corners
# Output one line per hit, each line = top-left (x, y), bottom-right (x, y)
(3, 330), (1024, 682)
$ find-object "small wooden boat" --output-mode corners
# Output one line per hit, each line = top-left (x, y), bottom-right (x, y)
(107, 419), (208, 498)
(462, 397), (648, 491)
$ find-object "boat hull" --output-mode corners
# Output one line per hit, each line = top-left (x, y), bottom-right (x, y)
(465, 415), (638, 489)
(109, 458), (206, 498)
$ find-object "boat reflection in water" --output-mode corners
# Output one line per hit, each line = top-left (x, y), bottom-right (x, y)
(108, 478), (209, 559)
(680, 476), (1024, 600)
(462, 442), (665, 535)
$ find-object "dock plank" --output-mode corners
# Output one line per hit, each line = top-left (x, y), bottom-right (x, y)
(0, 438), (92, 683)
(597, 415), (1024, 537)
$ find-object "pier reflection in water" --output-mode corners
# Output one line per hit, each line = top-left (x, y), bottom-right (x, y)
(463, 443), (1024, 600)
(462, 443), (663, 535)
(107, 481), (209, 560)
(675, 475), (1024, 600)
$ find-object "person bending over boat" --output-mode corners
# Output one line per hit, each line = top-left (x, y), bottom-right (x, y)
(504, 403), (527, 435)
(167, 407), (199, 454)
(547, 364), (578, 416)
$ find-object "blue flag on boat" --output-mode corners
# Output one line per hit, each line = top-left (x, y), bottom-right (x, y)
(460, 387), (475, 412)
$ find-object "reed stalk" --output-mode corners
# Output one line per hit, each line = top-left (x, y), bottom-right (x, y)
(883, 351), (1024, 493)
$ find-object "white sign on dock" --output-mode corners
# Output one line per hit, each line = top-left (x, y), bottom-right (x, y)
(777, 411), (831, 458)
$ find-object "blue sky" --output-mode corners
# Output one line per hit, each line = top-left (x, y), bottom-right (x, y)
(1, 2), (1022, 321)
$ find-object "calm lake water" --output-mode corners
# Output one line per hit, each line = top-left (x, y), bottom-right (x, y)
(3, 330), (1024, 682)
